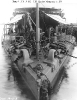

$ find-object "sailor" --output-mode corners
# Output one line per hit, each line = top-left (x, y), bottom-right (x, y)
(25, 13), (33, 32)
(8, 27), (13, 35)
(18, 21), (22, 33)
(48, 27), (55, 43)
(49, 27), (55, 36)
(73, 28), (77, 43)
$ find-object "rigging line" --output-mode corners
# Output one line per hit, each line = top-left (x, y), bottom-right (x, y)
(40, 11), (48, 32)
(40, 3), (66, 24)
(58, 40), (76, 46)
(40, 2), (49, 19)
(29, 15), (36, 27)
(66, 62), (77, 69)
(66, 53), (77, 59)
(40, 10), (49, 33)
(29, 9), (36, 19)
(52, 42), (77, 59)
(28, 9), (36, 23)
(57, 44), (77, 59)
(40, 2), (47, 10)
(30, 9), (36, 14)
(40, 2), (48, 29)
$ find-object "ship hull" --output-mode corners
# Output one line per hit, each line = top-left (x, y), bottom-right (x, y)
(13, 45), (74, 100)
(2, 34), (75, 100)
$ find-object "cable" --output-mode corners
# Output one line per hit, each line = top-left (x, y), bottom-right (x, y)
(30, 9), (36, 15)
(67, 62), (77, 69)
(57, 54), (66, 59)
(58, 43), (77, 59)
(41, 73), (50, 83)
(40, 3), (52, 32)
(58, 41), (77, 59)
(50, 41), (77, 59)
(29, 14), (36, 27)
(66, 53), (77, 59)
(59, 40), (76, 46)
(40, 3), (47, 11)
(40, 10), (48, 32)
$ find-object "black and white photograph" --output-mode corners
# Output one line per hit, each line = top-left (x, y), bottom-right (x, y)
(0, 0), (77, 100)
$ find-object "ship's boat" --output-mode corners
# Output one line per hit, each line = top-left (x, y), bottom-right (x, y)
(2, 3), (76, 100)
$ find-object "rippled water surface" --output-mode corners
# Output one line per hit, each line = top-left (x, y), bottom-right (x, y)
(0, 25), (77, 100)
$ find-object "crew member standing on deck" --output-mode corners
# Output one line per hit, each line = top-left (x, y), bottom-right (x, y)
(73, 28), (77, 43)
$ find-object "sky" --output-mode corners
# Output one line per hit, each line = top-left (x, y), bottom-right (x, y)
(0, 0), (77, 24)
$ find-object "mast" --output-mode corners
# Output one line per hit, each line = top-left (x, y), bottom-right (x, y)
(36, 3), (40, 60)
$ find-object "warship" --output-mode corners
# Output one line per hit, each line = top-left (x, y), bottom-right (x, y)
(2, 3), (76, 100)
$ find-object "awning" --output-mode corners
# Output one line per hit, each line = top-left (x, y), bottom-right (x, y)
(8, 11), (67, 25)
(9, 14), (24, 24)
(46, 13), (67, 24)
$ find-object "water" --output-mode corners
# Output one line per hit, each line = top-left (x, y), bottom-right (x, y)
(0, 25), (35, 100)
(0, 26), (77, 100)
(50, 47), (77, 100)
(0, 43), (36, 100)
